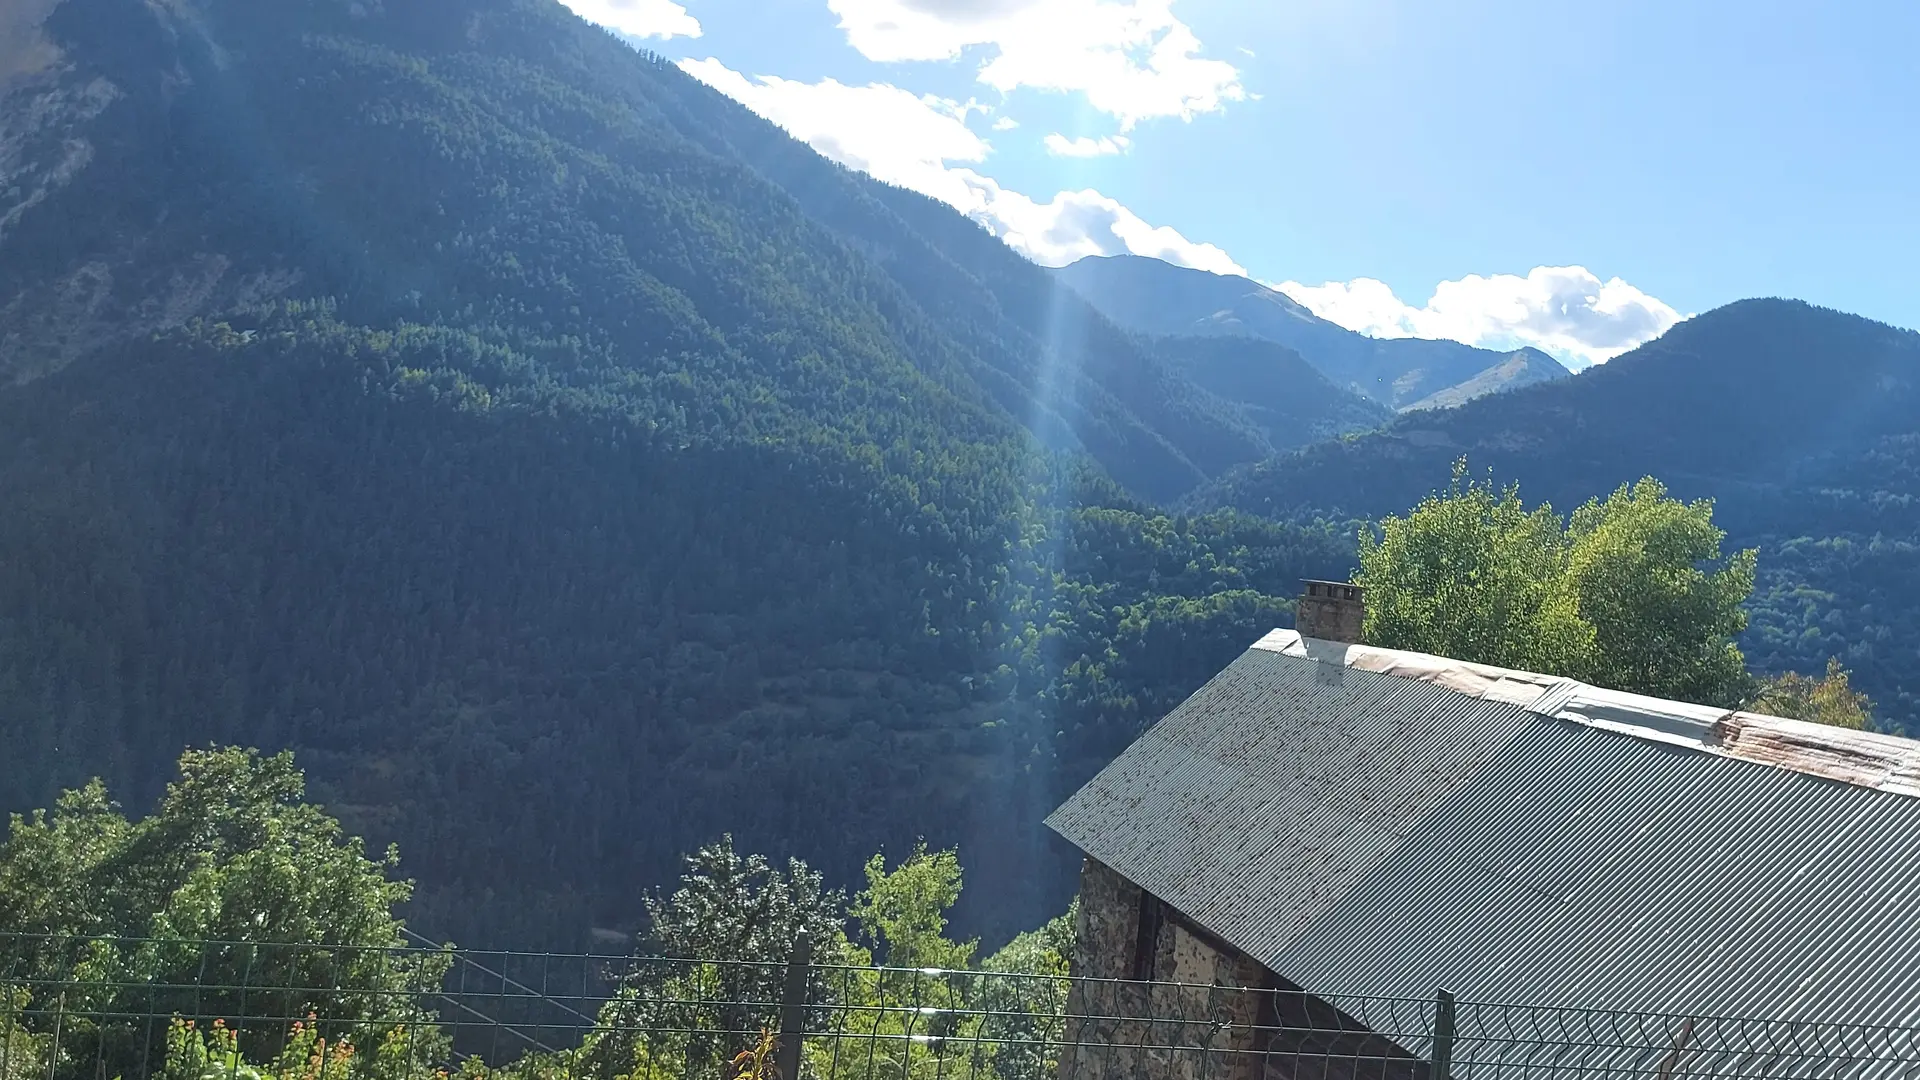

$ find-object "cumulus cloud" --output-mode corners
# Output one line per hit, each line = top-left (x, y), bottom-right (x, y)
(992, 116), (1020, 130)
(1044, 133), (1130, 157)
(1274, 266), (1684, 367)
(966, 183), (1243, 271)
(680, 59), (1241, 273)
(826, 0), (1242, 130)
(680, 59), (989, 182)
(558, 0), (701, 40)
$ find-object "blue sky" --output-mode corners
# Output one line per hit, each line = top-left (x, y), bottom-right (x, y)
(560, 0), (1919, 366)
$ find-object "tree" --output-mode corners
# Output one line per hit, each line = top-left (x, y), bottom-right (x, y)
(586, 838), (850, 1080)
(0, 988), (49, 1080)
(641, 835), (849, 966)
(849, 844), (976, 971)
(1749, 658), (1875, 730)
(825, 846), (982, 1080)
(1358, 463), (1758, 706)
(1565, 478), (1756, 707)
(588, 843), (1068, 1080)
(976, 904), (1077, 1080)
(1355, 462), (1590, 676)
(0, 747), (445, 1080)
(981, 901), (1075, 979)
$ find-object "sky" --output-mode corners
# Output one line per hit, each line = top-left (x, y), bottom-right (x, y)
(558, 0), (1920, 368)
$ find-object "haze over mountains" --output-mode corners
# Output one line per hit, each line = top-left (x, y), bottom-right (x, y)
(0, 0), (1916, 954)
(1054, 254), (1573, 410)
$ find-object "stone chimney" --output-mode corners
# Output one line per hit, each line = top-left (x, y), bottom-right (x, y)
(1296, 580), (1364, 644)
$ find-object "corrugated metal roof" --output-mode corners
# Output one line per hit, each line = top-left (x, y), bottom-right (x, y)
(1045, 631), (1920, 1048)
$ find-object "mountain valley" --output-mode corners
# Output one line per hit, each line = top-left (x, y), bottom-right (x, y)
(0, 0), (1915, 954)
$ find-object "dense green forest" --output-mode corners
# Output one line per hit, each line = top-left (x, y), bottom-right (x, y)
(0, 0), (1369, 948)
(0, 302), (1358, 948)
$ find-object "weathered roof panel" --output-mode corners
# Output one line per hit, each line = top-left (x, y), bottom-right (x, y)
(1045, 631), (1920, 1035)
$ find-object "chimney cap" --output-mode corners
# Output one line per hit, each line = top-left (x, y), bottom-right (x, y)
(1301, 579), (1363, 601)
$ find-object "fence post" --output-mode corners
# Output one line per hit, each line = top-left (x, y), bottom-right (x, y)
(45, 992), (65, 1080)
(776, 929), (813, 1080)
(1430, 988), (1455, 1080)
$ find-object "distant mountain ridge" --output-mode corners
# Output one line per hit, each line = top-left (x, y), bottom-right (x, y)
(1053, 254), (1572, 410)
(1184, 297), (1920, 732)
(1402, 350), (1570, 411)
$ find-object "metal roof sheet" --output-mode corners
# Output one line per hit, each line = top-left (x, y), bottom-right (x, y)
(1045, 632), (1920, 1052)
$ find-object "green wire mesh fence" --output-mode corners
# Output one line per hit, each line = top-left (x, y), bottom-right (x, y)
(4, 932), (1919, 1080)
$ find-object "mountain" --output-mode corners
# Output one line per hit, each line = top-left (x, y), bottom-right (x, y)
(1053, 254), (1573, 410)
(0, 0), (1377, 508)
(1400, 349), (1570, 411)
(0, 0), (1376, 948)
(1186, 298), (1920, 731)
(1147, 334), (1392, 450)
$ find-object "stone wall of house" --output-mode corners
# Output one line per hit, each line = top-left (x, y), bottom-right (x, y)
(1058, 858), (1269, 1080)
(1057, 857), (1425, 1080)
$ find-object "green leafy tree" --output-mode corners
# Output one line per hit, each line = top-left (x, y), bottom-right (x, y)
(1565, 478), (1757, 707)
(0, 747), (417, 946)
(0, 748), (446, 1080)
(1358, 463), (1758, 706)
(578, 843), (1071, 1080)
(819, 846), (981, 1080)
(585, 838), (849, 1080)
(975, 904), (1076, 1080)
(1749, 658), (1876, 730)
(1355, 462), (1590, 675)
(1, 988), (50, 1080)
(641, 835), (849, 966)
(980, 902), (1075, 980)
(849, 844), (976, 971)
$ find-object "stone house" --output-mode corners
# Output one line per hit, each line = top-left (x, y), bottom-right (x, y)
(1045, 581), (1920, 1080)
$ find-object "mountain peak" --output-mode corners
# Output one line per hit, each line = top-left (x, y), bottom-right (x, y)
(1053, 254), (1568, 410)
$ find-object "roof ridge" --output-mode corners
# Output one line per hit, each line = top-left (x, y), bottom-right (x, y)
(1253, 629), (1920, 796)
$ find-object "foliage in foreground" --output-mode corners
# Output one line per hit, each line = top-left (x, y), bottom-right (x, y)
(0, 750), (1067, 1080)
(0, 749), (443, 1080)
(587, 837), (1072, 1080)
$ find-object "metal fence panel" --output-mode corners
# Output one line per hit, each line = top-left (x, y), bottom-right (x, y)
(6, 934), (1919, 1080)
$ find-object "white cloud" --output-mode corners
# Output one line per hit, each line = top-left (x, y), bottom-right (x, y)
(1043, 133), (1130, 157)
(679, 59), (989, 182)
(826, 0), (1242, 130)
(1274, 266), (1684, 367)
(965, 182), (1244, 272)
(992, 116), (1020, 130)
(680, 58), (1242, 274)
(558, 0), (701, 39)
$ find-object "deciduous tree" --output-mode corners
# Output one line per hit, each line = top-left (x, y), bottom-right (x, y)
(0, 748), (444, 1080)
(1357, 462), (1757, 707)
(1749, 658), (1875, 730)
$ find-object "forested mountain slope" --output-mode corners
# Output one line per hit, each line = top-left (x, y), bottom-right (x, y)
(1148, 334), (1391, 446)
(0, 0), (1368, 946)
(1054, 253), (1571, 409)
(1190, 299), (1920, 730)
(1, 0), (1378, 504)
